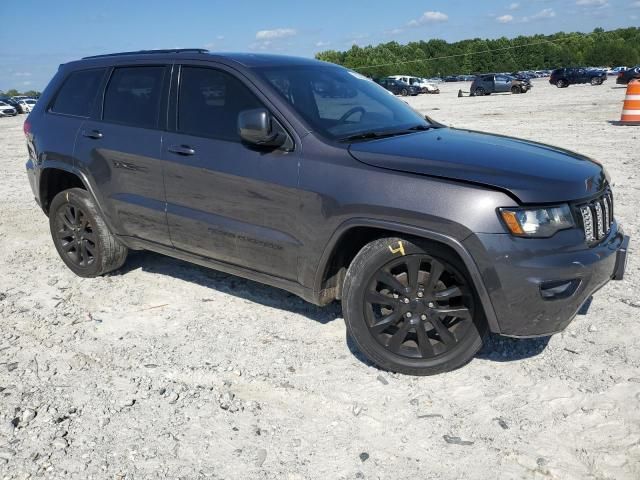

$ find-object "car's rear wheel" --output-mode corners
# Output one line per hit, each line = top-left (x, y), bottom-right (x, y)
(474, 87), (485, 96)
(342, 237), (487, 375)
(49, 188), (128, 278)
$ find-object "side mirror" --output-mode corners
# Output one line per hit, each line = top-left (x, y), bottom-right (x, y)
(238, 108), (286, 148)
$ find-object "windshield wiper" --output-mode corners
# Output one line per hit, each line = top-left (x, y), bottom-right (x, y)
(339, 124), (436, 142)
(340, 131), (396, 142)
(406, 124), (435, 131)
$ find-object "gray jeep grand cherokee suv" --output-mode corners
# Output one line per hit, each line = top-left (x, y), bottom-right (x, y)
(24, 49), (630, 375)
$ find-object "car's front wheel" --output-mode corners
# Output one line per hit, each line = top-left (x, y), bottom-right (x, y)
(400, 88), (408, 96)
(511, 86), (521, 94)
(49, 188), (128, 277)
(590, 77), (602, 86)
(342, 237), (487, 375)
(556, 79), (568, 88)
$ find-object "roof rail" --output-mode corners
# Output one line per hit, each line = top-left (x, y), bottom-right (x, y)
(82, 48), (209, 59)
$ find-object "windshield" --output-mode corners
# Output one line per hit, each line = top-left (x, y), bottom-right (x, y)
(26, 100), (36, 104)
(253, 65), (430, 140)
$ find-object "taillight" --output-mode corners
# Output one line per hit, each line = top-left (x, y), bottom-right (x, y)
(23, 120), (31, 137)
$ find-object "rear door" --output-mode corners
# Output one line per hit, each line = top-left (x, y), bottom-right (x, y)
(480, 75), (494, 92)
(161, 63), (302, 280)
(74, 63), (171, 245)
(36, 67), (107, 205)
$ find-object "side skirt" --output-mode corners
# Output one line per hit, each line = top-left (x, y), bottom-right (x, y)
(118, 236), (319, 305)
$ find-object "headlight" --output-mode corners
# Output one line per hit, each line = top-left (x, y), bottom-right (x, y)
(499, 204), (574, 238)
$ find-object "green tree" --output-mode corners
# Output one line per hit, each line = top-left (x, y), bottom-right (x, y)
(315, 27), (640, 75)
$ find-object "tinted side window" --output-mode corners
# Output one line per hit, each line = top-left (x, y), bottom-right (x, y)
(103, 66), (166, 129)
(178, 66), (262, 141)
(50, 68), (106, 117)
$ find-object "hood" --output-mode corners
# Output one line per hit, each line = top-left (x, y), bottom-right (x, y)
(348, 128), (607, 204)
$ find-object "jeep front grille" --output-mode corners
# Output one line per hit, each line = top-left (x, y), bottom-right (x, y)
(578, 191), (614, 243)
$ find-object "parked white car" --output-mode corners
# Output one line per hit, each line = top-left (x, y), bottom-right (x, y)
(389, 75), (440, 94)
(0, 101), (17, 117)
(607, 66), (627, 76)
(18, 98), (37, 113)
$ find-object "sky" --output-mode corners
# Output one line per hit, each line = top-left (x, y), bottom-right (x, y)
(1, 0), (639, 91)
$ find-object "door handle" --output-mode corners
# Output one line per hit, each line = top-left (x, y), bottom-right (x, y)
(82, 129), (103, 139)
(168, 145), (196, 156)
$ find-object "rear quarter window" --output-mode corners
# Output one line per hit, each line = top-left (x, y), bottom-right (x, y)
(49, 68), (106, 117)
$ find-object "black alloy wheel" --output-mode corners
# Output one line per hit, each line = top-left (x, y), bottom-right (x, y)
(342, 237), (486, 375)
(49, 188), (128, 277)
(53, 203), (97, 268)
(363, 254), (473, 360)
(475, 87), (485, 96)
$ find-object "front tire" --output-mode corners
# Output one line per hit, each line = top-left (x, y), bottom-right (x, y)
(49, 188), (128, 277)
(400, 88), (408, 97)
(342, 237), (487, 375)
(556, 79), (568, 88)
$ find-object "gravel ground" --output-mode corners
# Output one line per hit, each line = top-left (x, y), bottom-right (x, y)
(1, 78), (639, 480)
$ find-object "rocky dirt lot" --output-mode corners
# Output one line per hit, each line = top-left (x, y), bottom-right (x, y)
(1, 79), (639, 480)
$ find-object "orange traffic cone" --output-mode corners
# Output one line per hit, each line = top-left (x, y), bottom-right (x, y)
(619, 79), (640, 125)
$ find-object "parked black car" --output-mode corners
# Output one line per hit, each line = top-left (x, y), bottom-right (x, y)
(375, 77), (420, 96)
(0, 97), (24, 113)
(471, 74), (530, 96)
(617, 66), (640, 85)
(550, 68), (607, 88)
(25, 50), (629, 376)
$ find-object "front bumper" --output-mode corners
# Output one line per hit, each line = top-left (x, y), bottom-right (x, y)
(464, 223), (629, 337)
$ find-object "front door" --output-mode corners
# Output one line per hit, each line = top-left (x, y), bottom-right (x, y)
(74, 64), (171, 245)
(495, 75), (511, 93)
(162, 64), (302, 280)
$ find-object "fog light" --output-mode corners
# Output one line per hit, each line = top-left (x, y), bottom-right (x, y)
(540, 279), (580, 300)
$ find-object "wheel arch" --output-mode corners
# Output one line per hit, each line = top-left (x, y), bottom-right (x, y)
(313, 218), (501, 333)
(38, 164), (122, 244)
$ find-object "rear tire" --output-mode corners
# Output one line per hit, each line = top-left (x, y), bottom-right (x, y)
(49, 188), (128, 277)
(474, 87), (485, 96)
(342, 237), (487, 376)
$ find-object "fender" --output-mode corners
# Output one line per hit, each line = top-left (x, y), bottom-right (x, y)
(39, 161), (126, 247)
(313, 217), (501, 333)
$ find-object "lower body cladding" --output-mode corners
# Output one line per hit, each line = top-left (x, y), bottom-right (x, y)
(464, 223), (629, 337)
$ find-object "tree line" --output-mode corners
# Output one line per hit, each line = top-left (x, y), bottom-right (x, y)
(0, 89), (42, 98)
(315, 27), (640, 78)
